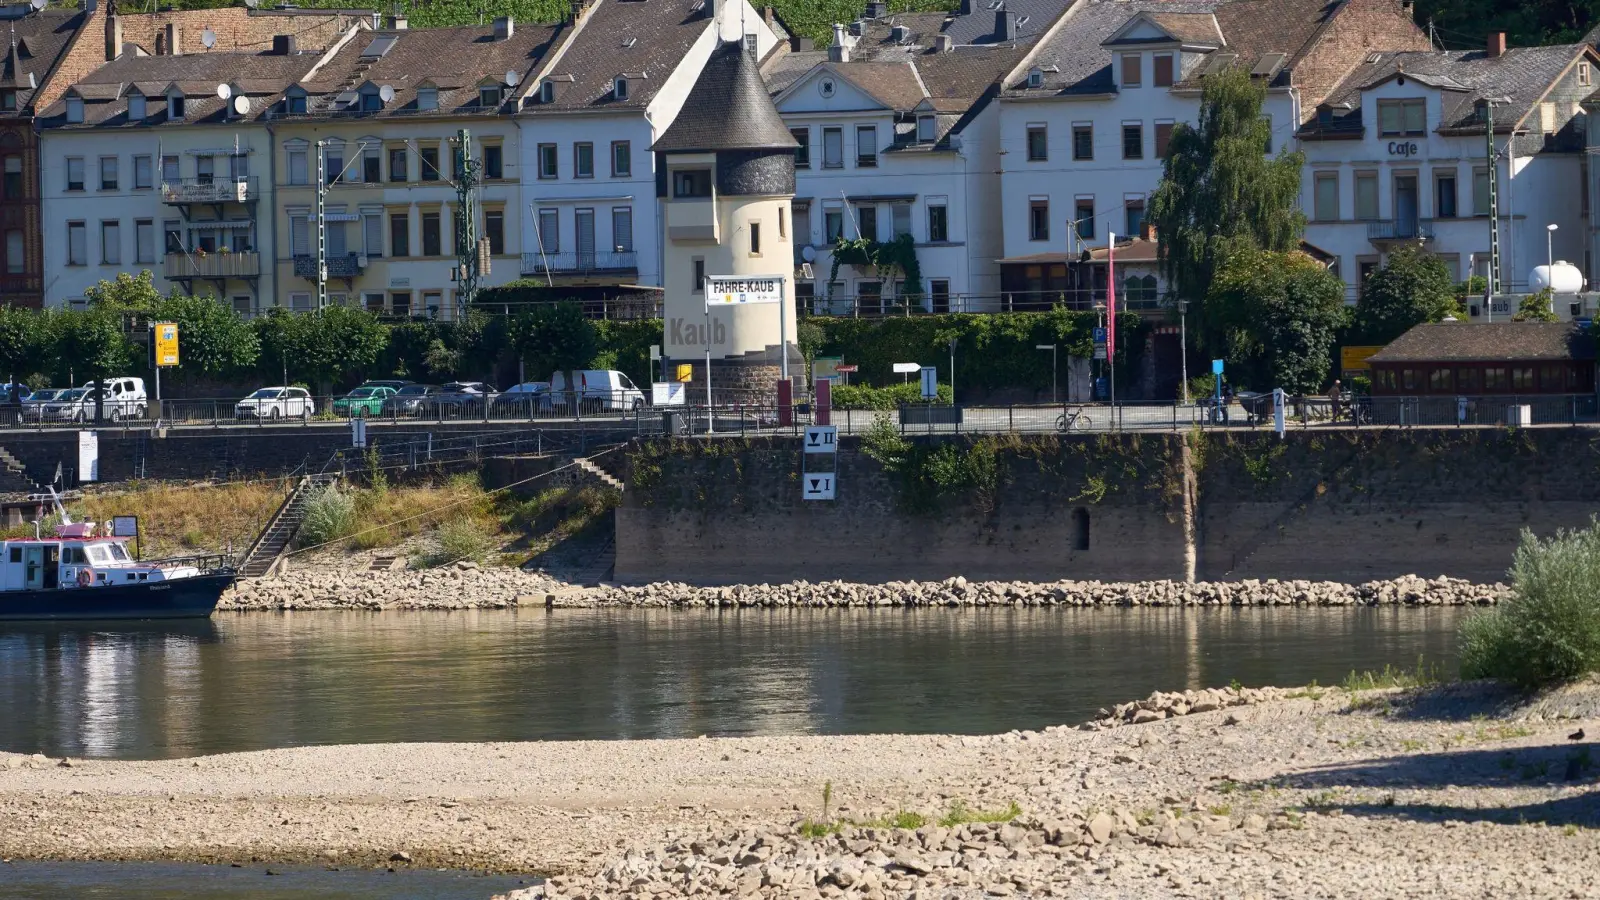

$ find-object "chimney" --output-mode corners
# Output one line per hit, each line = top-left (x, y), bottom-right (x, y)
(388, 14), (408, 29)
(494, 16), (514, 41)
(866, 0), (886, 17)
(104, 12), (122, 62)
(830, 23), (850, 63)
(848, 20), (862, 37)
(959, 0), (972, 15)
(83, 0), (96, 13)
(271, 34), (297, 55)
(164, 22), (181, 56)
(791, 36), (814, 51)
(934, 33), (954, 53)
(996, 10), (1017, 41)
(1487, 31), (1506, 58)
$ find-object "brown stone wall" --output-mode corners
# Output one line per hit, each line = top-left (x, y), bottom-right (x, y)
(1290, 0), (1433, 122)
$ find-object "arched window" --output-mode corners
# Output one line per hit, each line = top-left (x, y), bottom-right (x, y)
(1073, 508), (1090, 551)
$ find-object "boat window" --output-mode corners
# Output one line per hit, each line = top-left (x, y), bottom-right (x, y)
(64, 546), (86, 564)
(86, 545), (112, 564)
(8, 547), (19, 563)
(108, 543), (131, 562)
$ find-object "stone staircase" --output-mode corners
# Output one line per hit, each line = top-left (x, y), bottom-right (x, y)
(575, 455), (624, 490)
(237, 474), (338, 578)
(0, 446), (40, 495)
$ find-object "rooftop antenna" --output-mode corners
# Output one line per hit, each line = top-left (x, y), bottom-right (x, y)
(200, 28), (217, 50)
(1426, 18), (1439, 52)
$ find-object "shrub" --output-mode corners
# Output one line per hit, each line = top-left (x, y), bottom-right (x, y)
(296, 485), (357, 549)
(416, 516), (494, 568)
(831, 381), (954, 409)
(1459, 520), (1600, 689)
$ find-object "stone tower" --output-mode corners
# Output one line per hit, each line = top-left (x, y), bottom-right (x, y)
(653, 39), (799, 402)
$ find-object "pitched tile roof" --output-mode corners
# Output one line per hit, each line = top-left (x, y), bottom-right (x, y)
(520, 0), (713, 113)
(1303, 44), (1592, 138)
(0, 9), (86, 118)
(1005, 0), (1220, 96)
(38, 46), (322, 128)
(1367, 322), (1596, 364)
(827, 60), (928, 109)
(654, 39), (796, 153)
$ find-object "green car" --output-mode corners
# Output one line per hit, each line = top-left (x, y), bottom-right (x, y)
(332, 385), (397, 417)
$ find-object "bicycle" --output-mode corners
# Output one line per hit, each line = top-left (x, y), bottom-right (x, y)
(1056, 406), (1092, 432)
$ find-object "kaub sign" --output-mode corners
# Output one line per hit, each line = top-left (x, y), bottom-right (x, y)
(706, 275), (785, 305)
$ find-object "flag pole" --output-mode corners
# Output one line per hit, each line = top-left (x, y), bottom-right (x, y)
(1107, 231), (1117, 418)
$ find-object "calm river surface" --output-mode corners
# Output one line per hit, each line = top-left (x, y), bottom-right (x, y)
(0, 607), (1464, 760)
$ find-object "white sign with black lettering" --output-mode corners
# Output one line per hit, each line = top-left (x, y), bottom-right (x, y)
(802, 472), (836, 500)
(804, 426), (837, 454)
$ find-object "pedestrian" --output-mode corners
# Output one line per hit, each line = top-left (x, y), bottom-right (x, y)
(1220, 380), (1232, 425)
(1329, 379), (1343, 423)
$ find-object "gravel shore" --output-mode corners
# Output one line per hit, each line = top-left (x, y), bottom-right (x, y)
(4, 680), (1598, 898)
(220, 564), (1507, 612)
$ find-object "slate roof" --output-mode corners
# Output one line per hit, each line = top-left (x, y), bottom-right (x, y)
(0, 9), (86, 118)
(1367, 323), (1596, 364)
(38, 48), (321, 128)
(828, 60), (928, 110)
(1301, 44), (1593, 139)
(1004, 0), (1363, 103)
(521, 0), (712, 113)
(654, 39), (797, 153)
(299, 22), (565, 119)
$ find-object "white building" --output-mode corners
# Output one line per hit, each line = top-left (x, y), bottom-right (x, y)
(762, 1), (1068, 312)
(515, 0), (779, 295)
(1300, 33), (1600, 310)
(996, 0), (1429, 308)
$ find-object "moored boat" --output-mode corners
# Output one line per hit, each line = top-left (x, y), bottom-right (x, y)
(0, 495), (233, 621)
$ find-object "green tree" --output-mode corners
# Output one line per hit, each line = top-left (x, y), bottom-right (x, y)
(1512, 288), (1560, 323)
(0, 304), (47, 384)
(1206, 246), (1348, 392)
(1148, 65), (1306, 348)
(510, 302), (598, 381)
(1352, 246), (1463, 343)
(252, 307), (387, 391)
(52, 306), (134, 421)
(83, 271), (163, 314)
(153, 293), (259, 380)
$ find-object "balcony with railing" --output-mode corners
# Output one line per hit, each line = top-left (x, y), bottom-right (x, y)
(1367, 218), (1435, 243)
(519, 250), (638, 278)
(161, 176), (259, 205)
(166, 251), (261, 279)
(292, 254), (364, 279)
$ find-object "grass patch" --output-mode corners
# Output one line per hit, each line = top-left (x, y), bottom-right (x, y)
(938, 800), (1022, 827)
(296, 484), (358, 549)
(413, 516), (494, 568)
(498, 484), (619, 555)
(77, 480), (286, 557)
(1460, 519), (1600, 688)
(1342, 658), (1442, 693)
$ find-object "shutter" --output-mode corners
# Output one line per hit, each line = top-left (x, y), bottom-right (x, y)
(576, 209), (595, 263)
(364, 214), (382, 256)
(612, 207), (632, 253)
(291, 216), (308, 256)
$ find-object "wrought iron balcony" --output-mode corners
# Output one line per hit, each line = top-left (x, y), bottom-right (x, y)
(292, 254), (364, 279)
(1366, 218), (1435, 242)
(166, 251), (261, 279)
(520, 250), (638, 277)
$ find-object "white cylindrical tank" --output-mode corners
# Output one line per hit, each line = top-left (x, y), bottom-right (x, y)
(1529, 260), (1586, 293)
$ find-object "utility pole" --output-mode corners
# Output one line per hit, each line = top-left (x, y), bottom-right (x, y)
(1484, 100), (1502, 299)
(451, 128), (483, 317)
(315, 139), (328, 309)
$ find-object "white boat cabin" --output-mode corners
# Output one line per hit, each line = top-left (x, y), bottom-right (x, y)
(1, 522), (198, 591)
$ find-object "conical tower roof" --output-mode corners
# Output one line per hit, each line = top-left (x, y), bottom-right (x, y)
(653, 40), (797, 154)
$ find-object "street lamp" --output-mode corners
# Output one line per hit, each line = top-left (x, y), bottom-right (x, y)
(1547, 223), (1559, 313)
(1035, 344), (1058, 404)
(1177, 299), (1189, 406)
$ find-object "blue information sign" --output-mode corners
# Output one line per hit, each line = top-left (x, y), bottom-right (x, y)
(1212, 359), (1225, 375)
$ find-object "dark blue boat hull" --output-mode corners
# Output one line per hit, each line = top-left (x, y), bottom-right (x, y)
(0, 574), (232, 621)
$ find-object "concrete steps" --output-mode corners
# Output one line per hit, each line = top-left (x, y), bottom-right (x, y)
(575, 456), (624, 490)
(238, 474), (338, 578)
(367, 555), (404, 572)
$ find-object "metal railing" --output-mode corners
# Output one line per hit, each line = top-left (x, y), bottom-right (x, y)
(161, 176), (259, 204)
(292, 255), (363, 279)
(519, 250), (639, 277)
(166, 251), (261, 279)
(800, 291), (1166, 318)
(1366, 218), (1435, 241)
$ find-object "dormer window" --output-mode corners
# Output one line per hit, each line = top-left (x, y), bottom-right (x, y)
(0, 91), (14, 112)
(917, 115), (934, 143)
(1027, 67), (1042, 89)
(360, 88), (381, 112)
(168, 94), (185, 120)
(286, 93), (306, 115)
(127, 92), (145, 120)
(65, 95), (83, 123)
(479, 85), (502, 108)
(613, 76), (628, 101)
(539, 81), (554, 103)
(417, 87), (438, 111)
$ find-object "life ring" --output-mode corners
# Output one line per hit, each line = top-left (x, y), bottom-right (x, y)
(77, 568), (93, 588)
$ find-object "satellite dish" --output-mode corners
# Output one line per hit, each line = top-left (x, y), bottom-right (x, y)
(201, 29), (217, 50)
(28, 0), (45, 11)
(216, 83), (232, 100)
(801, 245), (817, 263)
(504, 69), (521, 87)
(244, 0), (259, 7)
(232, 95), (250, 116)
(378, 84), (395, 103)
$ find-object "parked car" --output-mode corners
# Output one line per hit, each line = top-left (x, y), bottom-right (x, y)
(422, 381), (498, 416)
(235, 386), (315, 420)
(21, 388), (62, 422)
(549, 370), (646, 411)
(332, 385), (397, 418)
(360, 379), (412, 391)
(37, 388), (96, 423)
(79, 377), (147, 421)
(380, 384), (442, 417)
(498, 381), (555, 413)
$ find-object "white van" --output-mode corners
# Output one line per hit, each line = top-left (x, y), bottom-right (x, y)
(78, 377), (148, 421)
(550, 370), (646, 411)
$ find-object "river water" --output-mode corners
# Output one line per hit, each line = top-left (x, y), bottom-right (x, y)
(0, 607), (1464, 760)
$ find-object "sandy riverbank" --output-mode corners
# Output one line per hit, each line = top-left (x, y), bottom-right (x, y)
(3, 680), (1599, 898)
(218, 562), (1507, 611)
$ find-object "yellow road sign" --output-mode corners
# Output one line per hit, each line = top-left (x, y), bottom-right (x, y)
(153, 322), (179, 367)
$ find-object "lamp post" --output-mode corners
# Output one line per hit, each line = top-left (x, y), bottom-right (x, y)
(1093, 301), (1106, 401)
(1547, 223), (1559, 313)
(1035, 344), (1058, 404)
(1178, 299), (1189, 406)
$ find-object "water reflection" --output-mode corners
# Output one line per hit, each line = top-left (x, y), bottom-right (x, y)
(0, 608), (1463, 760)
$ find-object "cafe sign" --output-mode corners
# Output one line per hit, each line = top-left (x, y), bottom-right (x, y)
(1387, 141), (1419, 157)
